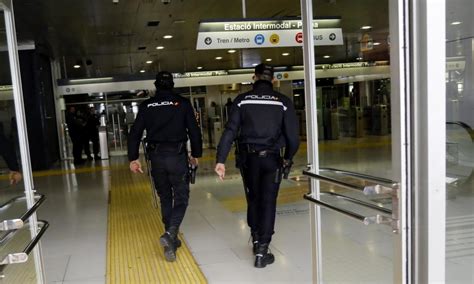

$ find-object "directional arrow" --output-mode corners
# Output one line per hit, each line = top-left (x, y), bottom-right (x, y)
(204, 37), (212, 45)
(329, 33), (336, 41)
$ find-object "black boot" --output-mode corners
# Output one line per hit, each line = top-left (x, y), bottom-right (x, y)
(160, 226), (179, 262)
(174, 237), (182, 248)
(251, 232), (259, 255)
(254, 243), (274, 268)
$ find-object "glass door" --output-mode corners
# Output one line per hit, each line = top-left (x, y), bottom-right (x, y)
(0, 1), (48, 283)
(445, 0), (474, 282)
(301, 0), (410, 282)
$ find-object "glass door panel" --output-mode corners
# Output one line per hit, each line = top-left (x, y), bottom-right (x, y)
(303, 0), (407, 282)
(445, 0), (474, 282)
(0, 3), (47, 282)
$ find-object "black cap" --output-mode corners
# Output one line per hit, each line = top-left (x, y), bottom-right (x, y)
(155, 71), (174, 90)
(254, 63), (274, 77)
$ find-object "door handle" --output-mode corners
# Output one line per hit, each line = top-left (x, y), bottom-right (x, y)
(0, 194), (46, 232)
(304, 193), (392, 226)
(0, 220), (49, 266)
(303, 170), (396, 196)
(303, 169), (401, 233)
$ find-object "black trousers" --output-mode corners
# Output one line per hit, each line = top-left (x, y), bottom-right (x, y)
(149, 151), (190, 231)
(241, 153), (281, 244)
(70, 134), (83, 162)
(84, 133), (99, 157)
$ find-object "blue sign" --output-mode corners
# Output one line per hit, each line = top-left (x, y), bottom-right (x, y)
(254, 34), (265, 45)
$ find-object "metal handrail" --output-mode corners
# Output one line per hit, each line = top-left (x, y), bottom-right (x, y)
(303, 170), (365, 192)
(303, 170), (395, 195)
(320, 167), (396, 185)
(0, 194), (45, 231)
(447, 121), (474, 141)
(304, 193), (392, 227)
(0, 220), (49, 266)
(322, 192), (392, 214)
(304, 193), (368, 223)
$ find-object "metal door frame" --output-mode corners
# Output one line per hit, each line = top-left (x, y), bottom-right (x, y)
(0, 1), (45, 283)
(300, 0), (446, 283)
(410, 0), (446, 283)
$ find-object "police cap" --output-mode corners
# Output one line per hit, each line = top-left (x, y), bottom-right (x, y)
(155, 71), (175, 90)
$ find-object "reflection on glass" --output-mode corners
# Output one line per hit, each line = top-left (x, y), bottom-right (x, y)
(0, 11), (26, 204)
(445, 0), (474, 282)
(0, 9), (38, 284)
(306, 0), (394, 283)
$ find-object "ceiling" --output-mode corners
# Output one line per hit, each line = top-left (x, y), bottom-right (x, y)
(6, 0), (394, 79)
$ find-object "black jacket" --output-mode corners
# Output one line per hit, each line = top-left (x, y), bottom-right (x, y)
(216, 80), (300, 164)
(0, 133), (19, 171)
(128, 90), (202, 161)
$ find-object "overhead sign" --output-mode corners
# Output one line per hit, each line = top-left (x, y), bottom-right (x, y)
(196, 18), (343, 50)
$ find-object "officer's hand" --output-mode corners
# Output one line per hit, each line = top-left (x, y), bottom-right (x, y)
(215, 163), (226, 181)
(130, 160), (143, 174)
(9, 171), (22, 185)
(189, 157), (199, 167)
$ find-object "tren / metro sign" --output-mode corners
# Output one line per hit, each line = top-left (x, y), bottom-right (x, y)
(196, 18), (343, 50)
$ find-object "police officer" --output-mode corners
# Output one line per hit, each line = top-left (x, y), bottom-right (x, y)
(128, 71), (202, 262)
(215, 64), (299, 268)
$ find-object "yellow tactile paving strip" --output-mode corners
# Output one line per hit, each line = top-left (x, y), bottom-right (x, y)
(107, 167), (207, 284)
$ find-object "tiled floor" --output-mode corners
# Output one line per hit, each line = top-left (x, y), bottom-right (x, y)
(31, 136), (473, 283)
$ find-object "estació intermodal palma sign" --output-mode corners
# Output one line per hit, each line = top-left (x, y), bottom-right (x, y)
(196, 18), (343, 50)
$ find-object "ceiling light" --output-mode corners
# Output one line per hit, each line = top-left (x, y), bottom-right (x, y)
(294, 94), (300, 97)
(356, 57), (363, 61)
(228, 49), (237, 54)
(252, 63), (258, 66)
(146, 60), (153, 64)
(323, 55), (331, 58)
(451, 21), (462, 25)
(361, 26), (372, 30)
(163, 35), (173, 39)
(282, 52), (290, 56)
(140, 70), (145, 73)
(197, 66), (203, 70)
(215, 56), (223, 60)
(73, 65), (81, 69)
(265, 58), (272, 62)
(156, 46), (164, 50)
(373, 42), (381, 46)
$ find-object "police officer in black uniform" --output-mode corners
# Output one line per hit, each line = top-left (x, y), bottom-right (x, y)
(215, 64), (299, 268)
(128, 71), (202, 262)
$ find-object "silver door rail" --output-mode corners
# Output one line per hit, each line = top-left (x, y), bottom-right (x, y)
(303, 170), (396, 196)
(323, 192), (392, 214)
(320, 167), (397, 185)
(303, 193), (392, 226)
(303, 169), (401, 232)
(0, 194), (46, 231)
(0, 220), (49, 266)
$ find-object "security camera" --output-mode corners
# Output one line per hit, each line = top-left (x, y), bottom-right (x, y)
(161, 0), (171, 4)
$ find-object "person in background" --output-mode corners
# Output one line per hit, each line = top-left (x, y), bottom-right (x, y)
(84, 107), (100, 160)
(66, 106), (86, 165)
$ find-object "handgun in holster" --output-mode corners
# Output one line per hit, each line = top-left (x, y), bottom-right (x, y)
(282, 160), (293, 179)
(189, 164), (198, 184)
